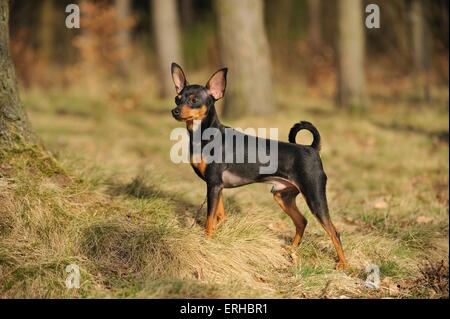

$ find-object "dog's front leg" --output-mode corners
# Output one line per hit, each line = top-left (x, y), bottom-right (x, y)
(205, 184), (223, 237)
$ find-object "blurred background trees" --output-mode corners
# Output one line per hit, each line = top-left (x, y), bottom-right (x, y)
(5, 0), (449, 117)
(337, 0), (367, 110)
(39, 0), (54, 65)
(307, 0), (322, 54)
(151, 0), (183, 98)
(115, 0), (132, 78)
(216, 0), (274, 117)
(410, 0), (431, 101)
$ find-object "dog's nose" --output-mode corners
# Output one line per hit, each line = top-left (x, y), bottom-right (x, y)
(172, 107), (180, 117)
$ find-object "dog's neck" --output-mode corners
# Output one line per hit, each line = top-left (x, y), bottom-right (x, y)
(187, 104), (223, 157)
(187, 104), (223, 136)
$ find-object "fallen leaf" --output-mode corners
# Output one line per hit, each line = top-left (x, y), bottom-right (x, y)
(416, 216), (434, 224)
(255, 275), (267, 283)
(290, 251), (299, 264)
(372, 197), (388, 209)
(193, 268), (204, 280)
(382, 277), (400, 295)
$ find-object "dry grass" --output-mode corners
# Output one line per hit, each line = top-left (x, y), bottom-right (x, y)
(0, 80), (448, 298)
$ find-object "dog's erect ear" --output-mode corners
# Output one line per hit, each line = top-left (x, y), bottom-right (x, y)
(206, 68), (227, 100)
(171, 63), (188, 94)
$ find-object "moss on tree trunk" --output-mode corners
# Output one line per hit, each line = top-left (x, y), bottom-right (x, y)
(0, 0), (35, 146)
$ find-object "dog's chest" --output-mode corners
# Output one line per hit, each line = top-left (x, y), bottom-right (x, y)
(190, 159), (207, 177)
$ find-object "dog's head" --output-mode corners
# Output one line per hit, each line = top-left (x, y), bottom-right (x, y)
(170, 63), (227, 123)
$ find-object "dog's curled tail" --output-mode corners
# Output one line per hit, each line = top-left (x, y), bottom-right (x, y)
(289, 121), (321, 151)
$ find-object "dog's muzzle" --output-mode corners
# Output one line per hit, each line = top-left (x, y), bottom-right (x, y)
(171, 106), (181, 120)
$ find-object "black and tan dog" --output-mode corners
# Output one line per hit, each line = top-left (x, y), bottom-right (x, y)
(170, 63), (347, 269)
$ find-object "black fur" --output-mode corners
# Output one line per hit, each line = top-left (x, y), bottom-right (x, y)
(289, 121), (321, 151)
(170, 63), (347, 269)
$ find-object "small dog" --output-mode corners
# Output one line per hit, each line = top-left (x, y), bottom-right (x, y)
(170, 63), (347, 269)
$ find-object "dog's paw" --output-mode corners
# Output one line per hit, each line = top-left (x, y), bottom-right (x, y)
(336, 261), (348, 271)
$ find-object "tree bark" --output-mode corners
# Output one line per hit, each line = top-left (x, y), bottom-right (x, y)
(151, 0), (183, 98)
(410, 0), (431, 101)
(0, 0), (34, 145)
(216, 0), (274, 118)
(337, 0), (367, 110)
(115, 0), (132, 78)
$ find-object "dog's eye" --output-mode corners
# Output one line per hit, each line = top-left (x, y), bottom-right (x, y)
(190, 97), (197, 104)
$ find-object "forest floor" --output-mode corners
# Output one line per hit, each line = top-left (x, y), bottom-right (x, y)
(0, 81), (448, 298)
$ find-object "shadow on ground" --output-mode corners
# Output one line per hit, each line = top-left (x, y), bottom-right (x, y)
(106, 174), (242, 225)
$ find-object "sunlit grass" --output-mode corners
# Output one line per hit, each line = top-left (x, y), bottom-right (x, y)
(0, 83), (448, 298)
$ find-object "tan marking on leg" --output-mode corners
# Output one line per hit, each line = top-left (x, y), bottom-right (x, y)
(216, 192), (226, 224)
(319, 219), (347, 270)
(273, 189), (307, 247)
(205, 214), (216, 237)
(205, 188), (222, 237)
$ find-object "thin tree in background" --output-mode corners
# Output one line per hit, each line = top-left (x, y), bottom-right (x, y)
(151, 0), (183, 98)
(216, 0), (274, 118)
(307, 0), (324, 86)
(385, 1), (411, 70)
(179, 0), (194, 27)
(337, 0), (367, 110)
(308, 0), (322, 53)
(0, 0), (35, 144)
(410, 0), (431, 101)
(115, 0), (132, 77)
(267, 0), (292, 66)
(39, 0), (54, 63)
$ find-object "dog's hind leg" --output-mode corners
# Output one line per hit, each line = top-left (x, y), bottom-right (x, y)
(301, 172), (347, 270)
(273, 188), (308, 247)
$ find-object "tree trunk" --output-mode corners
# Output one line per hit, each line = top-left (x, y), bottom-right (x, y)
(216, 0), (274, 118)
(267, 0), (292, 65)
(308, 0), (322, 53)
(151, 0), (183, 98)
(410, 0), (431, 101)
(115, 0), (132, 77)
(270, 0), (292, 38)
(39, 0), (54, 63)
(0, 0), (34, 145)
(179, 0), (194, 27)
(336, 0), (367, 110)
(386, 0), (411, 70)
